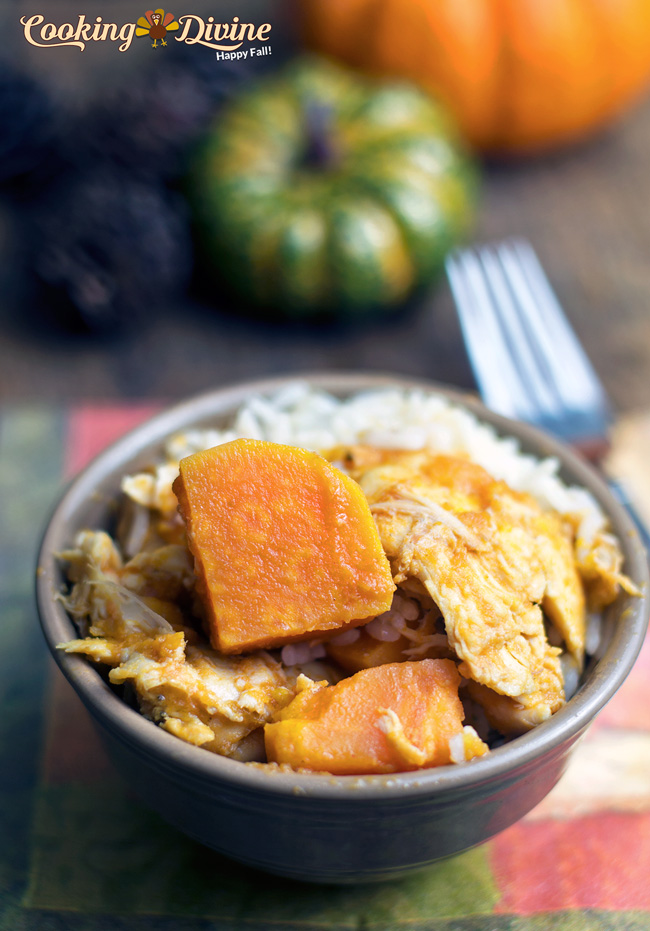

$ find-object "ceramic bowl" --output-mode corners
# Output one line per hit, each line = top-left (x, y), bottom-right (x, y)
(36, 374), (649, 883)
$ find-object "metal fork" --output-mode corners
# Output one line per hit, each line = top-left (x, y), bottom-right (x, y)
(445, 237), (650, 552)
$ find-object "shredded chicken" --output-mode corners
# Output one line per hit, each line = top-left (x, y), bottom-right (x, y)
(352, 453), (578, 730)
(122, 464), (180, 516)
(59, 531), (294, 758)
(575, 526), (641, 609)
(378, 708), (428, 767)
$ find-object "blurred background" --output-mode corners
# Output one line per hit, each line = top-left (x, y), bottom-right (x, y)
(2, 0), (650, 414)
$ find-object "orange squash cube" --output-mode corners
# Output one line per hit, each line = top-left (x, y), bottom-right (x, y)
(264, 659), (488, 774)
(173, 438), (395, 653)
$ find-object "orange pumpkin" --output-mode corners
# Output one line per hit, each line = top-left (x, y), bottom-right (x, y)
(301, 0), (650, 152)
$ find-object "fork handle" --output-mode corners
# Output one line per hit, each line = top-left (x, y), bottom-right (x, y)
(607, 478), (650, 556)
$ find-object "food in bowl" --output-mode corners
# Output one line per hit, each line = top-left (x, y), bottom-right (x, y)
(57, 384), (637, 775)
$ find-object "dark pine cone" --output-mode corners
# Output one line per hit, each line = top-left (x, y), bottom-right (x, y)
(73, 51), (248, 181)
(0, 61), (61, 190)
(26, 166), (193, 332)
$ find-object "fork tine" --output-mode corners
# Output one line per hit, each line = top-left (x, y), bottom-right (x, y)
(476, 246), (563, 420)
(446, 250), (530, 420)
(447, 239), (613, 443)
(502, 239), (611, 418)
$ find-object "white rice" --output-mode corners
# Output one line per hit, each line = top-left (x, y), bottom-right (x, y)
(364, 613), (404, 642)
(448, 732), (467, 764)
(160, 382), (607, 545)
(280, 641), (327, 666)
(329, 628), (361, 646)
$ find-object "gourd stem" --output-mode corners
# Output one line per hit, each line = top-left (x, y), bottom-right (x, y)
(303, 102), (338, 169)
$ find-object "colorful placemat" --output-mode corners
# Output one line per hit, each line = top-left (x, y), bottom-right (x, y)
(2, 403), (650, 931)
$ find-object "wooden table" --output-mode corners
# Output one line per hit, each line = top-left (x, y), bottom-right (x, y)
(2, 53), (650, 413)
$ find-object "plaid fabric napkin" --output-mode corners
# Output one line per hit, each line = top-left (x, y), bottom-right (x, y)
(2, 403), (649, 931)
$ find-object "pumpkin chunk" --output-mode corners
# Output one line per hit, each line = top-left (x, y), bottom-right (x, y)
(173, 438), (395, 653)
(264, 659), (488, 774)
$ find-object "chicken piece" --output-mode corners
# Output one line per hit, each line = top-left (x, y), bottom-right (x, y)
(355, 453), (570, 721)
(61, 531), (197, 636)
(62, 529), (122, 584)
(59, 530), (294, 757)
(339, 445), (636, 658)
(122, 463), (180, 516)
(119, 544), (195, 602)
(61, 531), (133, 637)
(466, 659), (566, 735)
(62, 629), (293, 757)
(493, 489), (586, 667)
(116, 498), (156, 559)
(336, 447), (496, 511)
(111, 639), (292, 756)
(574, 525), (641, 610)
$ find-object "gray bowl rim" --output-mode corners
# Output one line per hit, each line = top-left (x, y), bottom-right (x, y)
(36, 371), (650, 800)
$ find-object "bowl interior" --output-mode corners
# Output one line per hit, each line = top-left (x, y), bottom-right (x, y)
(36, 373), (650, 799)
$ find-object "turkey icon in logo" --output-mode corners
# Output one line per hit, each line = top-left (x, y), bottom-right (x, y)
(136, 9), (179, 47)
